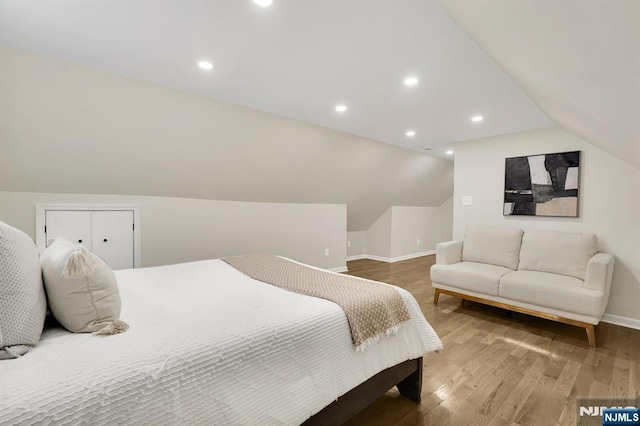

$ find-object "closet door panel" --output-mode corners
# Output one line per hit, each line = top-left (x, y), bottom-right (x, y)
(45, 211), (91, 248)
(91, 211), (134, 270)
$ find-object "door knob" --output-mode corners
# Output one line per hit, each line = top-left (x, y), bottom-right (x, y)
(103, 239), (108, 243)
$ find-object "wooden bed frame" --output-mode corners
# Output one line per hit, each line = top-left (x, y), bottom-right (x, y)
(303, 357), (423, 425)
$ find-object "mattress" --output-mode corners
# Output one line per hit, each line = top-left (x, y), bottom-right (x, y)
(0, 259), (442, 425)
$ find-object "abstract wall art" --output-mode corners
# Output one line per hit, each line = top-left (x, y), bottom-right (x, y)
(504, 151), (580, 217)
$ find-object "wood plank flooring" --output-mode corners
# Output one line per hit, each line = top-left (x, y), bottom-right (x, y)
(343, 256), (640, 426)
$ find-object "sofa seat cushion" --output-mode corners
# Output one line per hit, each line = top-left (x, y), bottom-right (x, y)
(518, 230), (597, 280)
(499, 270), (603, 318)
(462, 225), (523, 270)
(431, 261), (514, 296)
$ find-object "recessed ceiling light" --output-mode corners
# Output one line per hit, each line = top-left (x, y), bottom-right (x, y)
(198, 61), (214, 70)
(253, 0), (274, 7)
(335, 105), (347, 113)
(404, 76), (419, 86)
(471, 115), (484, 122)
(446, 150), (454, 155)
(406, 130), (416, 137)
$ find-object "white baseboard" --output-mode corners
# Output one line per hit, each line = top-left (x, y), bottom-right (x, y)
(601, 313), (640, 330)
(346, 251), (435, 264)
(388, 250), (435, 263)
(361, 254), (391, 262)
(328, 266), (348, 273)
(346, 255), (367, 261)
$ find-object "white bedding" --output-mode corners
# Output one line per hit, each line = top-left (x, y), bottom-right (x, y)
(0, 259), (442, 425)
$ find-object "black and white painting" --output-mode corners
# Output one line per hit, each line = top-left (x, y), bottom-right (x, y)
(504, 151), (580, 217)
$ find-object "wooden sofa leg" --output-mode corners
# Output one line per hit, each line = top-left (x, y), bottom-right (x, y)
(586, 325), (596, 347)
(433, 289), (440, 305)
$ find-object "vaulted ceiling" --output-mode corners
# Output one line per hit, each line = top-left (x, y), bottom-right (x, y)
(0, 45), (454, 231)
(442, 0), (640, 169)
(0, 0), (637, 232)
(0, 0), (555, 160)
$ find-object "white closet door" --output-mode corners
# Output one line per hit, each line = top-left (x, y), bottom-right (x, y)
(91, 211), (134, 270)
(45, 211), (92, 248)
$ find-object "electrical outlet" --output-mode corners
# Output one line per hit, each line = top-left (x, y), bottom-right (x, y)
(417, 238), (421, 245)
(462, 196), (473, 206)
(347, 240), (351, 247)
(324, 248), (330, 257)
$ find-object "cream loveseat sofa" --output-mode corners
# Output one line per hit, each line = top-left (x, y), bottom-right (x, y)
(430, 226), (614, 346)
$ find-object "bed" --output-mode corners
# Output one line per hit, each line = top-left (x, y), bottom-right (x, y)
(0, 258), (442, 425)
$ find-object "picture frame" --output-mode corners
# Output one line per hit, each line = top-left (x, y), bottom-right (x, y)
(503, 151), (580, 217)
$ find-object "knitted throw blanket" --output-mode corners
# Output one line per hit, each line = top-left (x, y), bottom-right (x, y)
(222, 254), (410, 351)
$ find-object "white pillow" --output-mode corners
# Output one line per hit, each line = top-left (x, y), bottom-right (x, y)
(0, 221), (47, 359)
(40, 239), (128, 335)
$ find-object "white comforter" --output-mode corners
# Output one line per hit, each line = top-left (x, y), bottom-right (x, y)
(0, 259), (442, 425)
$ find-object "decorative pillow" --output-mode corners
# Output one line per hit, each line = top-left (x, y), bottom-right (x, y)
(0, 221), (47, 359)
(40, 239), (128, 335)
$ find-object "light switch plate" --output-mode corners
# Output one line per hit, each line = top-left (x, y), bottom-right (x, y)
(462, 196), (473, 206)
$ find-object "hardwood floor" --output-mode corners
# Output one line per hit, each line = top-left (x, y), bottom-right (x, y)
(343, 256), (640, 426)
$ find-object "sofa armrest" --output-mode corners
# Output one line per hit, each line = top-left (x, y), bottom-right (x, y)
(436, 241), (463, 265)
(584, 252), (615, 293)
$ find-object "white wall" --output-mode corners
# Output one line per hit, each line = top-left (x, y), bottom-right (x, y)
(346, 231), (367, 260)
(0, 191), (347, 271)
(436, 196), (454, 245)
(390, 202), (453, 259)
(453, 127), (640, 323)
(364, 208), (393, 259)
(348, 199), (454, 263)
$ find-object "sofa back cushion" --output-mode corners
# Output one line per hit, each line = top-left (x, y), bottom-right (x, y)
(462, 225), (523, 270)
(518, 230), (597, 280)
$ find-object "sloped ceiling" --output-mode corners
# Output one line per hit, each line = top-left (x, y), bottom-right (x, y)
(441, 0), (640, 169)
(0, 46), (453, 231)
(4, 1), (631, 231)
(0, 0), (553, 159)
